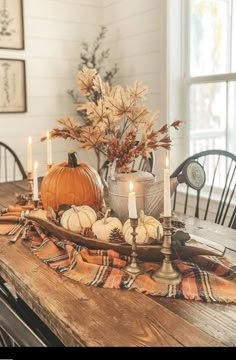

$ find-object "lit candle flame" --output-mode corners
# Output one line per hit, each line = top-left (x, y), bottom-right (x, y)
(28, 136), (32, 145)
(46, 130), (50, 139)
(34, 161), (38, 170)
(129, 181), (134, 192)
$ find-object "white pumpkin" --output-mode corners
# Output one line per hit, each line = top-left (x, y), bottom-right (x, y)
(92, 209), (122, 242)
(60, 205), (97, 233)
(123, 210), (163, 245)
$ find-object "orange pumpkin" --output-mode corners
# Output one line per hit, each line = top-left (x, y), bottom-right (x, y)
(41, 152), (103, 211)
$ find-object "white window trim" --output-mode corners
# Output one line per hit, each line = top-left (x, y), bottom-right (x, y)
(189, 73), (236, 84)
(184, 0), (236, 156)
(167, 0), (236, 170)
(167, 0), (236, 219)
(167, 0), (188, 172)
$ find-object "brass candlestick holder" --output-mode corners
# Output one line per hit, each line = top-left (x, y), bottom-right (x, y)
(152, 216), (182, 285)
(124, 218), (144, 277)
(33, 200), (39, 210)
(27, 172), (33, 205)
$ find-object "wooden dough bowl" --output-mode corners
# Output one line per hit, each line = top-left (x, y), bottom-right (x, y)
(26, 210), (225, 262)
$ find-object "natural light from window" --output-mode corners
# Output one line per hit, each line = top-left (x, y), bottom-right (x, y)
(188, 0), (236, 158)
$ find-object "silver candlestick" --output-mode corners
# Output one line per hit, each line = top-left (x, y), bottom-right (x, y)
(152, 216), (182, 285)
(124, 218), (144, 277)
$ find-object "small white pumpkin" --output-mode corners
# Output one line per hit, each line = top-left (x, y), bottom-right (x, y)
(123, 210), (163, 245)
(60, 205), (97, 233)
(92, 209), (123, 242)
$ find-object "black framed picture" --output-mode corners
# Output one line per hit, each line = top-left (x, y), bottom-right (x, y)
(0, 59), (26, 113)
(0, 0), (24, 50)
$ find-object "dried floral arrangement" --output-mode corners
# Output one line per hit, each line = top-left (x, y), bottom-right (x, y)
(42, 67), (181, 174)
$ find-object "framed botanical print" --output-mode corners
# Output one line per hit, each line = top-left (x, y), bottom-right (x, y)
(0, 59), (26, 113)
(0, 0), (24, 49)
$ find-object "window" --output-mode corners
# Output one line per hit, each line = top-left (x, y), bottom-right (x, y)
(186, 0), (236, 157)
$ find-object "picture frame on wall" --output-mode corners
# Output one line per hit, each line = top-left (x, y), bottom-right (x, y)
(0, 0), (24, 50)
(0, 59), (26, 113)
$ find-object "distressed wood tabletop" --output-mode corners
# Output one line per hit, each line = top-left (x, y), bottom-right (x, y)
(0, 180), (235, 347)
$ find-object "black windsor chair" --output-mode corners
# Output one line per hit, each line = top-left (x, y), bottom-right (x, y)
(170, 149), (236, 229)
(0, 142), (27, 182)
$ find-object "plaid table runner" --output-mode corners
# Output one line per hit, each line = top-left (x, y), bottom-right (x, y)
(28, 222), (236, 304)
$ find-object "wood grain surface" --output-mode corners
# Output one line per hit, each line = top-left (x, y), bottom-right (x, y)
(0, 180), (235, 347)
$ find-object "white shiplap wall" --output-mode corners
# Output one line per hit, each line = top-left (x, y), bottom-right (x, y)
(0, 0), (170, 177)
(102, 0), (168, 176)
(0, 0), (102, 177)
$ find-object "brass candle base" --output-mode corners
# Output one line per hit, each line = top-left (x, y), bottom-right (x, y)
(124, 218), (144, 277)
(124, 262), (144, 277)
(27, 172), (33, 205)
(152, 260), (182, 285)
(152, 216), (182, 285)
(33, 200), (39, 210)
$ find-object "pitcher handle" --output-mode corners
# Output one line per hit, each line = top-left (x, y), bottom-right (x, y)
(110, 159), (117, 180)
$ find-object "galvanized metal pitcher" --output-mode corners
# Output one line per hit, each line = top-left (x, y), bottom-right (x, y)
(107, 170), (179, 222)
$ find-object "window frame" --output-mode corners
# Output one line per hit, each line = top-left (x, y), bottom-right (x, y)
(184, 0), (236, 156)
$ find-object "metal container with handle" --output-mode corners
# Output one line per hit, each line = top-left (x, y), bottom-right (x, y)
(107, 160), (206, 222)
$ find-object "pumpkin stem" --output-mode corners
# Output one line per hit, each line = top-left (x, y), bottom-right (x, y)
(103, 208), (110, 224)
(140, 210), (145, 224)
(71, 205), (77, 212)
(68, 152), (78, 168)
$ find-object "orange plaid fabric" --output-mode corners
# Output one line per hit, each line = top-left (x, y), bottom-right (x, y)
(29, 223), (236, 303)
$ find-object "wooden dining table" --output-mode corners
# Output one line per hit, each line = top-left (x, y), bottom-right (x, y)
(0, 180), (236, 347)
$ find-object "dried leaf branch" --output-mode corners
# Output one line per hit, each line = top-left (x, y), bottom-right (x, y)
(42, 68), (182, 172)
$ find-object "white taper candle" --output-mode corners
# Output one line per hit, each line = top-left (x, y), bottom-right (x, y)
(128, 181), (138, 218)
(46, 131), (52, 166)
(27, 136), (32, 173)
(164, 156), (171, 217)
(33, 161), (39, 201)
